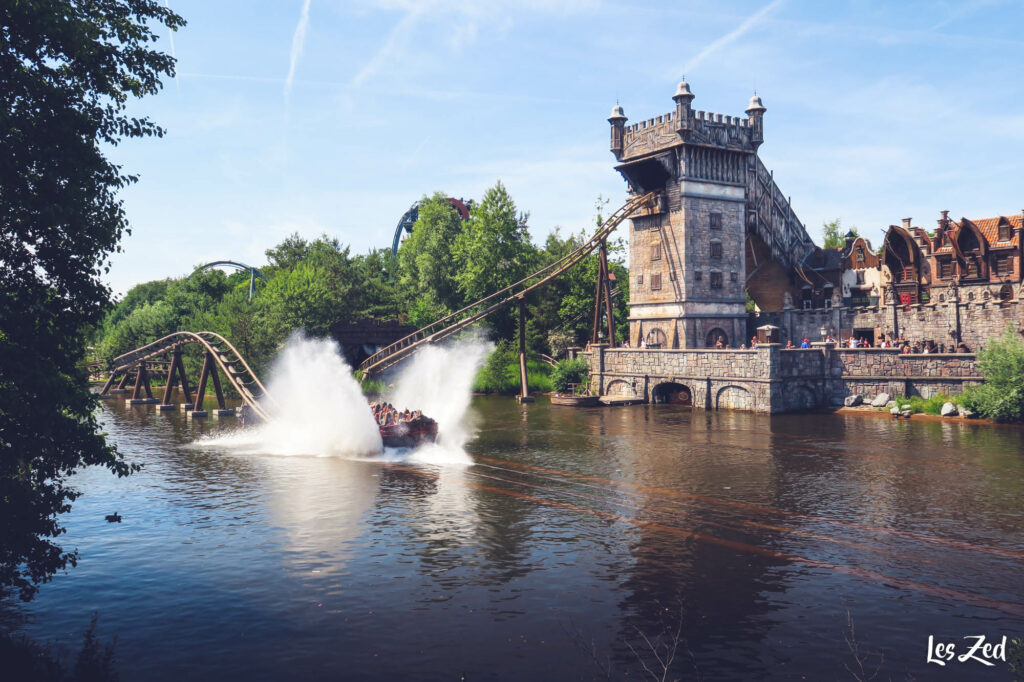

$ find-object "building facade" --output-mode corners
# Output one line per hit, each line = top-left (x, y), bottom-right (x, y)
(609, 81), (815, 350)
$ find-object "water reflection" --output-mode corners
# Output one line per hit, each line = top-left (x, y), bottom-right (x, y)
(16, 396), (1024, 681)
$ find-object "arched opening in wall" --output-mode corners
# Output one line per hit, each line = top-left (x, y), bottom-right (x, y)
(606, 380), (636, 398)
(1000, 284), (1013, 301)
(884, 229), (918, 283)
(801, 285), (813, 309)
(705, 328), (729, 348)
(785, 385), (817, 411)
(645, 328), (666, 349)
(651, 382), (692, 405)
(956, 223), (986, 279)
(716, 385), (752, 410)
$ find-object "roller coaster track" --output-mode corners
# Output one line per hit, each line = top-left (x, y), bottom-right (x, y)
(109, 331), (275, 421)
(359, 192), (655, 377)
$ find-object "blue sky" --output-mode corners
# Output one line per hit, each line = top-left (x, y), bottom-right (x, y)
(108, 0), (1024, 294)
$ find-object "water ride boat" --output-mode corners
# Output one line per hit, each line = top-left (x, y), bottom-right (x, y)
(371, 402), (439, 448)
(550, 382), (601, 407)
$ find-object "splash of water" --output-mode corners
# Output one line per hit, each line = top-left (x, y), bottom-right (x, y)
(201, 333), (382, 457)
(200, 333), (490, 466)
(387, 336), (492, 465)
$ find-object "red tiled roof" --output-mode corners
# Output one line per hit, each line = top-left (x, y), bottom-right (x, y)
(933, 214), (1022, 252)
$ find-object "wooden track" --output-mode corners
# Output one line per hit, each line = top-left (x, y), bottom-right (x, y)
(358, 192), (655, 376)
(109, 331), (274, 420)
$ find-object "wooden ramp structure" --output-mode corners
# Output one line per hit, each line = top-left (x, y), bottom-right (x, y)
(100, 331), (274, 420)
(358, 192), (655, 386)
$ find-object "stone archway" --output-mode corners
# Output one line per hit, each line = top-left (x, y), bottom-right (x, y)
(784, 384), (817, 411)
(651, 382), (692, 405)
(645, 327), (666, 349)
(705, 327), (729, 348)
(605, 380), (636, 398)
(716, 384), (753, 410)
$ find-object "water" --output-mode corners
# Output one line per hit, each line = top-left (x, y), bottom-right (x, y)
(11, 367), (1024, 679)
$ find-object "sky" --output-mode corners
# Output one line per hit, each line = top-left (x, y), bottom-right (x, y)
(107, 0), (1024, 295)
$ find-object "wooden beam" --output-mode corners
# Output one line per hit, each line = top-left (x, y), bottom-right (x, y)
(194, 351), (213, 412)
(209, 355), (227, 409)
(100, 372), (117, 396)
(141, 364), (154, 399)
(116, 372), (131, 390)
(601, 240), (616, 347)
(131, 365), (144, 400)
(518, 298), (530, 400)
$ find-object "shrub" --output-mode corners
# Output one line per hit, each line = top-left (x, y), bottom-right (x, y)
(472, 341), (553, 394)
(550, 358), (589, 393)
(960, 326), (1024, 422)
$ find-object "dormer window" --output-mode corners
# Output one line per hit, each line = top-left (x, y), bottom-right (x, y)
(999, 223), (1011, 241)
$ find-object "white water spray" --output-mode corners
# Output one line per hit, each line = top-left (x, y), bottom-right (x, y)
(387, 337), (492, 464)
(201, 333), (382, 457)
(199, 333), (490, 465)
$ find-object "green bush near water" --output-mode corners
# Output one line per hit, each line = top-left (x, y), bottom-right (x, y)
(550, 358), (589, 393)
(959, 326), (1024, 423)
(472, 340), (554, 394)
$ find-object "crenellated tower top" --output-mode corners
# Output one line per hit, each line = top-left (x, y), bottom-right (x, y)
(608, 80), (767, 162)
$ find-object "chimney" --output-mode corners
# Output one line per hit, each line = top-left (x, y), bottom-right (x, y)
(902, 217), (912, 230)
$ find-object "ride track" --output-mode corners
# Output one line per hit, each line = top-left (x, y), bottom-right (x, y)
(103, 331), (275, 421)
(358, 191), (656, 377)
(103, 192), (653, 415)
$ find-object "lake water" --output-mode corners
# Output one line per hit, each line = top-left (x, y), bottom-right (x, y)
(13, 396), (1024, 680)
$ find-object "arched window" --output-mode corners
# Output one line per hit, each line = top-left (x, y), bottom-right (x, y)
(645, 328), (666, 349)
(705, 328), (729, 348)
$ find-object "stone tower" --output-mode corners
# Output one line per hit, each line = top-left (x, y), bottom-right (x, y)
(609, 81), (813, 348)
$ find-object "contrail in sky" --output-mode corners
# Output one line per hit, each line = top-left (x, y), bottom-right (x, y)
(166, 1), (179, 92)
(682, 0), (784, 75)
(285, 0), (312, 102)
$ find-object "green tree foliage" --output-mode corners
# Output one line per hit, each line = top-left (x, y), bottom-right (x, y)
(397, 194), (466, 326)
(960, 326), (1024, 422)
(0, 0), (184, 600)
(454, 182), (536, 337)
(821, 218), (859, 249)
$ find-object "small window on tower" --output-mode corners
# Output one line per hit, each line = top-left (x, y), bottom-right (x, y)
(651, 273), (662, 290)
(710, 213), (722, 230)
(695, 271), (703, 281)
(730, 271), (738, 282)
(999, 223), (1011, 241)
(710, 272), (723, 289)
(651, 243), (662, 260)
(710, 241), (723, 259)
(855, 246), (865, 264)
(637, 273), (643, 286)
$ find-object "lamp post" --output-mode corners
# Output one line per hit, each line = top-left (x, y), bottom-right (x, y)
(820, 325), (827, 342)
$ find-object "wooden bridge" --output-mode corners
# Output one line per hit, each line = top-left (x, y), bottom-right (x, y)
(99, 331), (274, 420)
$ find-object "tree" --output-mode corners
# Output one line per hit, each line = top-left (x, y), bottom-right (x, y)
(396, 193), (465, 326)
(453, 182), (536, 338)
(822, 218), (858, 249)
(0, 0), (184, 600)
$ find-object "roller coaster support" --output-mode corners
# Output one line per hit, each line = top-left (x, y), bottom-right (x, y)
(591, 239), (616, 347)
(517, 298), (533, 403)
(159, 348), (193, 411)
(189, 351), (230, 418)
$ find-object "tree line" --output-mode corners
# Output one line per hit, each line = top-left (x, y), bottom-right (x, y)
(93, 185), (630, 378)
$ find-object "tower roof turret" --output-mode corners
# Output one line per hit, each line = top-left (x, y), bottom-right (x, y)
(672, 79), (694, 104)
(746, 93), (766, 115)
(608, 103), (626, 122)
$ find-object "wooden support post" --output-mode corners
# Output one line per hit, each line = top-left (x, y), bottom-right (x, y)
(591, 252), (604, 345)
(100, 372), (117, 396)
(162, 352), (181, 405)
(193, 351), (213, 413)
(518, 298), (532, 402)
(177, 351), (193, 404)
(600, 240), (616, 348)
(141, 364), (154, 399)
(131, 365), (145, 400)
(116, 372), (131, 390)
(209, 356), (227, 410)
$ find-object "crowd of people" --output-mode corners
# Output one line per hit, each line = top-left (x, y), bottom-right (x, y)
(370, 402), (424, 427)
(596, 334), (973, 353)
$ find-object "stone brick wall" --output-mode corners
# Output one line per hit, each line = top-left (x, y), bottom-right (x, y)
(752, 293), (1023, 351)
(586, 343), (983, 413)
